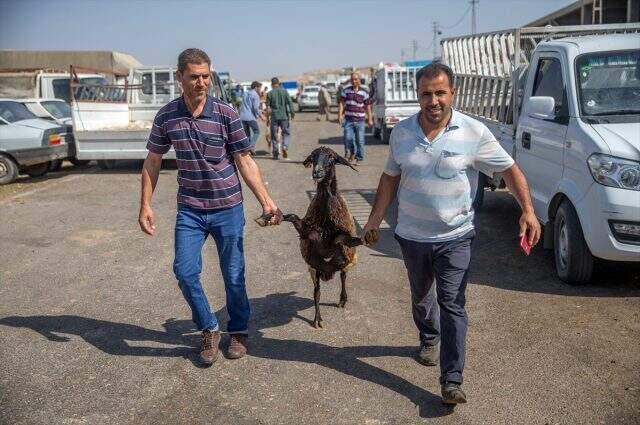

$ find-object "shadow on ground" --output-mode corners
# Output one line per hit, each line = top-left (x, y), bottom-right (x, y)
(0, 291), (452, 418)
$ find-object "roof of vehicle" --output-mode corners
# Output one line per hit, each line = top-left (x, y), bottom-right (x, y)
(540, 33), (640, 54)
(303, 85), (321, 90)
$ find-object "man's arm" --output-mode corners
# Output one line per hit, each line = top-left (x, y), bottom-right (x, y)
(286, 93), (294, 119)
(139, 152), (163, 235)
(361, 172), (401, 244)
(501, 163), (541, 246)
(338, 99), (344, 125)
(366, 103), (373, 127)
(233, 151), (283, 224)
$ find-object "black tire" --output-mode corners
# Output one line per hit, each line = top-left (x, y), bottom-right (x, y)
(26, 162), (49, 178)
(69, 157), (91, 167)
(48, 159), (63, 172)
(381, 124), (391, 144)
(554, 200), (594, 284)
(97, 159), (116, 170)
(0, 155), (18, 185)
(472, 173), (487, 212)
(373, 125), (381, 139)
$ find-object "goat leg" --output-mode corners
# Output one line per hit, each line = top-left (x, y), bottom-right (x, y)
(312, 270), (323, 328)
(338, 270), (347, 308)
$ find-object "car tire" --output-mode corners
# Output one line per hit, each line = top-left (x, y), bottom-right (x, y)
(373, 125), (381, 139)
(26, 162), (49, 178)
(69, 157), (91, 167)
(0, 155), (18, 185)
(48, 159), (63, 172)
(97, 159), (116, 170)
(381, 124), (390, 145)
(554, 200), (594, 284)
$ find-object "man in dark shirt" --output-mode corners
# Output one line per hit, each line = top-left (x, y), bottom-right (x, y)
(138, 48), (283, 366)
(266, 77), (294, 160)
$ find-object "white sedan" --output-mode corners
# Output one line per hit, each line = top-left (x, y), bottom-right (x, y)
(297, 85), (320, 112)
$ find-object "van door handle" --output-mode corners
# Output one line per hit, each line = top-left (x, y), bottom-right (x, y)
(522, 132), (531, 150)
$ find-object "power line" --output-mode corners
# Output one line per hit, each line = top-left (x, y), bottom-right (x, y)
(441, 4), (472, 30)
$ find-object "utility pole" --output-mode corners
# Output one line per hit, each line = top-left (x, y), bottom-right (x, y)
(470, 0), (479, 34)
(411, 40), (419, 60)
(432, 21), (442, 59)
(401, 48), (405, 64)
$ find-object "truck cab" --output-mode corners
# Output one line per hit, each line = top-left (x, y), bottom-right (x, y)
(515, 34), (640, 282)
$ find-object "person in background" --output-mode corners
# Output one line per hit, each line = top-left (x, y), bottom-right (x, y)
(317, 83), (332, 122)
(266, 77), (294, 160)
(239, 81), (264, 155)
(338, 71), (373, 166)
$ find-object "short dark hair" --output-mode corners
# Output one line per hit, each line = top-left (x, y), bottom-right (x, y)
(271, 77), (280, 85)
(415, 63), (455, 88)
(177, 48), (211, 73)
(251, 81), (262, 89)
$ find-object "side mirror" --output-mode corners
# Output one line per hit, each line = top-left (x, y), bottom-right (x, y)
(526, 96), (555, 120)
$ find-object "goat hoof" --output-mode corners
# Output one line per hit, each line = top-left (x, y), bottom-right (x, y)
(338, 301), (346, 308)
(312, 320), (323, 329)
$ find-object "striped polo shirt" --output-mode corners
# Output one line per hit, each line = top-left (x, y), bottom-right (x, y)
(147, 95), (251, 210)
(340, 85), (370, 122)
(384, 110), (514, 243)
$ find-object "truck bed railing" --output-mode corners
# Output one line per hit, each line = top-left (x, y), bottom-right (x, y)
(454, 73), (513, 124)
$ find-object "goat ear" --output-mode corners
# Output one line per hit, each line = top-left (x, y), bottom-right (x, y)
(335, 155), (358, 171)
(303, 155), (313, 168)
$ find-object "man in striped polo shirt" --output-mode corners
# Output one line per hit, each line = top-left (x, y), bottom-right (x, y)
(362, 63), (541, 404)
(338, 71), (373, 166)
(138, 48), (283, 366)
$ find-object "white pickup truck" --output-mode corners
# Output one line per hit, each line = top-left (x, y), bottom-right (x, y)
(441, 24), (640, 284)
(372, 64), (421, 143)
(70, 66), (227, 169)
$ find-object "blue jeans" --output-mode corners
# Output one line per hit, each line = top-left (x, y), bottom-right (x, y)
(242, 120), (260, 151)
(395, 230), (475, 385)
(343, 120), (366, 161)
(173, 204), (249, 334)
(270, 119), (291, 155)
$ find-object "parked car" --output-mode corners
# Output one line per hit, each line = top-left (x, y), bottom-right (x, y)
(19, 98), (89, 167)
(0, 99), (71, 184)
(297, 85), (320, 111)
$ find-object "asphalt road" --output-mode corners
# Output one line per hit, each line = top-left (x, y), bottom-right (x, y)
(1, 112), (639, 425)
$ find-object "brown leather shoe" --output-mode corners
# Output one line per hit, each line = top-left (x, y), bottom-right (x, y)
(227, 334), (248, 359)
(200, 330), (221, 366)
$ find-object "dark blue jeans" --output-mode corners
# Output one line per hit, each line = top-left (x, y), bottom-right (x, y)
(173, 204), (249, 334)
(270, 119), (290, 155)
(395, 231), (475, 385)
(343, 120), (366, 161)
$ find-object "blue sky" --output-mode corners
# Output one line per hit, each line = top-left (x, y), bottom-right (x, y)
(0, 0), (574, 81)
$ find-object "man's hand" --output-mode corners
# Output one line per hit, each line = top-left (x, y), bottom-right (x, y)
(290, 112), (295, 120)
(138, 204), (156, 236)
(361, 220), (380, 246)
(367, 117), (374, 128)
(263, 202), (283, 225)
(520, 210), (541, 247)
(338, 115), (343, 125)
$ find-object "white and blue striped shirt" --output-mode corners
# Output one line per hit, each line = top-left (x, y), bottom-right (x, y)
(384, 110), (514, 243)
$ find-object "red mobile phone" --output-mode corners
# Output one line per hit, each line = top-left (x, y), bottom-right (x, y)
(520, 233), (532, 256)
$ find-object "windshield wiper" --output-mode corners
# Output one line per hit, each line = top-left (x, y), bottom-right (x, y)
(590, 110), (640, 116)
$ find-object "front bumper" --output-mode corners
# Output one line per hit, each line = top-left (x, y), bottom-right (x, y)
(575, 183), (640, 262)
(11, 143), (71, 167)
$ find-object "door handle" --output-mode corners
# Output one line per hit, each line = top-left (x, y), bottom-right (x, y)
(522, 132), (531, 150)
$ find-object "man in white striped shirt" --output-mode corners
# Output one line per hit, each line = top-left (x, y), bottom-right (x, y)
(362, 63), (541, 405)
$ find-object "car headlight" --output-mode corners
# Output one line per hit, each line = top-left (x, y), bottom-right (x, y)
(587, 154), (640, 191)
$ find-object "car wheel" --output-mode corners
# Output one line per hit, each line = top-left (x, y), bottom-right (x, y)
(554, 200), (594, 284)
(97, 159), (116, 170)
(48, 159), (63, 172)
(381, 124), (390, 144)
(69, 157), (91, 166)
(0, 155), (18, 185)
(26, 162), (49, 178)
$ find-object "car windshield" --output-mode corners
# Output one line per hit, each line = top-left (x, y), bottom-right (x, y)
(304, 87), (319, 93)
(576, 49), (640, 117)
(0, 101), (37, 123)
(41, 101), (72, 119)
